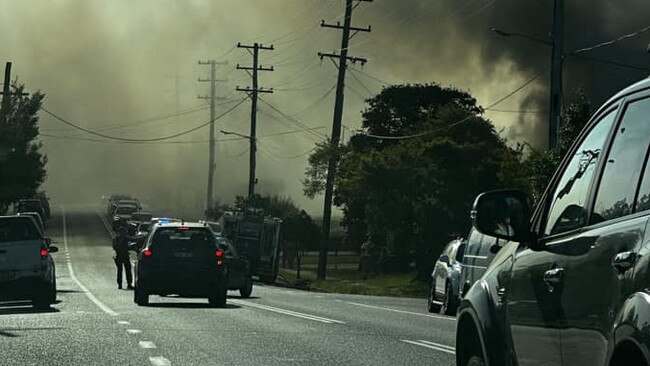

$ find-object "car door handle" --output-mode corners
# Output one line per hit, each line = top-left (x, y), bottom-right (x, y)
(612, 251), (638, 273)
(543, 267), (564, 292)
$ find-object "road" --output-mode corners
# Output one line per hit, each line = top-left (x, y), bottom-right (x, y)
(1, 207), (457, 366)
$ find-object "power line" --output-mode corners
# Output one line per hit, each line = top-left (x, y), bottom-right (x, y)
(571, 25), (650, 54)
(40, 98), (247, 142)
(288, 85), (336, 116)
(258, 96), (328, 140)
(257, 143), (316, 160)
(349, 69), (375, 96)
(570, 53), (650, 72)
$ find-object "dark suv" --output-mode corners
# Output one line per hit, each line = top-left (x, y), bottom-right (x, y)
(133, 222), (228, 307)
(456, 78), (650, 366)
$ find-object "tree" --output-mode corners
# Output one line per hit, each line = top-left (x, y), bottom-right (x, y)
(303, 84), (516, 280)
(0, 83), (47, 214)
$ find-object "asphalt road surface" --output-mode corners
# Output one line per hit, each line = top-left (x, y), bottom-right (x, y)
(1, 206), (457, 366)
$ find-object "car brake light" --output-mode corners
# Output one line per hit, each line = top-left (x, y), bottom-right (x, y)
(142, 249), (153, 257)
(179, 226), (189, 231)
(40, 248), (48, 257)
(215, 249), (224, 266)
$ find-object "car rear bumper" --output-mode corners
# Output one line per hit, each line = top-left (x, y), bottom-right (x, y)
(137, 271), (225, 296)
(0, 275), (50, 300)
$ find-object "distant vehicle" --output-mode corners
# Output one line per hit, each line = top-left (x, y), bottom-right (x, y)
(219, 210), (282, 283)
(17, 212), (45, 234)
(428, 238), (464, 315)
(34, 192), (51, 220)
(458, 228), (500, 299)
(111, 205), (139, 229)
(216, 236), (253, 298)
(135, 222), (151, 237)
(127, 212), (153, 235)
(133, 222), (228, 307)
(0, 215), (58, 309)
(199, 220), (221, 235)
(457, 78), (650, 366)
(15, 199), (47, 223)
(106, 194), (133, 215)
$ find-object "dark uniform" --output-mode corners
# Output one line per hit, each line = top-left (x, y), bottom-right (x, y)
(113, 228), (133, 289)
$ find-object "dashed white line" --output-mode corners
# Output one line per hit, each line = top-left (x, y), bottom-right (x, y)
(149, 356), (171, 366)
(401, 339), (456, 355)
(339, 300), (454, 321)
(62, 206), (118, 317)
(139, 341), (157, 349)
(117, 320), (131, 325)
(126, 329), (142, 334)
(230, 299), (345, 324)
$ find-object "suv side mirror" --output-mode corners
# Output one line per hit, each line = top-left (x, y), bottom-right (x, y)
(439, 254), (450, 264)
(44, 237), (52, 246)
(48, 245), (59, 253)
(471, 189), (533, 243)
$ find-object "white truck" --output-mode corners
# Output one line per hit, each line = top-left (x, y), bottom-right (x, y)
(0, 215), (58, 309)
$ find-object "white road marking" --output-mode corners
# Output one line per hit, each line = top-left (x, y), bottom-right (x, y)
(117, 320), (131, 325)
(126, 329), (142, 334)
(62, 206), (118, 317)
(231, 299), (345, 324)
(401, 340), (456, 355)
(149, 356), (171, 366)
(139, 341), (157, 349)
(95, 210), (116, 239)
(339, 300), (454, 321)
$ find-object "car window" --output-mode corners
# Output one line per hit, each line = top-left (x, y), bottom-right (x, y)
(0, 218), (41, 242)
(592, 98), (650, 223)
(455, 243), (466, 261)
(544, 110), (617, 236)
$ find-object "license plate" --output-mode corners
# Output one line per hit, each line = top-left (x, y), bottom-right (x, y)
(0, 271), (17, 281)
(173, 252), (194, 258)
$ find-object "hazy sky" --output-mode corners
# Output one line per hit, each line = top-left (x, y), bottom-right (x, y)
(1, 0), (648, 216)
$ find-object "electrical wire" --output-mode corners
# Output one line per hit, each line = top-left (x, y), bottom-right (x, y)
(349, 69), (375, 96)
(40, 98), (247, 142)
(258, 97), (329, 140)
(288, 85), (336, 116)
(570, 25), (650, 54)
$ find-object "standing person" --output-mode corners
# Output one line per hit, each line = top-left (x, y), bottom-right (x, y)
(113, 226), (134, 290)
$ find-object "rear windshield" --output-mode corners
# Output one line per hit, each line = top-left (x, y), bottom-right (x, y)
(138, 223), (150, 232)
(0, 218), (41, 242)
(132, 213), (153, 222)
(18, 201), (42, 211)
(116, 206), (138, 215)
(150, 227), (215, 253)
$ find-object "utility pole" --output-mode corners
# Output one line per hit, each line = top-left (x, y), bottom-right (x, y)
(0, 62), (12, 122)
(317, 0), (372, 280)
(198, 60), (227, 214)
(236, 42), (274, 199)
(549, 0), (564, 149)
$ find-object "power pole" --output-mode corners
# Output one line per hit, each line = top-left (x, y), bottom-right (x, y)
(236, 42), (274, 199)
(198, 60), (227, 214)
(0, 62), (12, 122)
(317, 0), (372, 280)
(549, 0), (564, 149)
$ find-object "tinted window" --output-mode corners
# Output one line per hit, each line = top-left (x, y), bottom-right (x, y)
(544, 110), (617, 235)
(0, 218), (41, 242)
(115, 206), (138, 215)
(593, 98), (650, 222)
(150, 227), (215, 257)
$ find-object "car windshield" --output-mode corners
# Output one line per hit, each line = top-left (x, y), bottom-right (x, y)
(131, 213), (152, 222)
(115, 206), (137, 215)
(0, 218), (41, 242)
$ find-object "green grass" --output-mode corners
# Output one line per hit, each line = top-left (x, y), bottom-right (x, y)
(278, 267), (429, 298)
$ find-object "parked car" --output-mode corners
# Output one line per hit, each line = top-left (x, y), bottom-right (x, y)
(456, 78), (650, 366)
(216, 236), (253, 298)
(133, 222), (228, 307)
(458, 228), (500, 299)
(15, 199), (47, 223)
(111, 204), (139, 229)
(0, 215), (58, 309)
(428, 238), (465, 315)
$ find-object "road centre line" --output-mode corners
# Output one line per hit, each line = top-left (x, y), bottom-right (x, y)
(139, 341), (157, 349)
(338, 300), (455, 321)
(401, 340), (455, 355)
(149, 356), (171, 366)
(230, 299), (345, 324)
(61, 206), (118, 317)
(126, 329), (142, 334)
(117, 320), (131, 325)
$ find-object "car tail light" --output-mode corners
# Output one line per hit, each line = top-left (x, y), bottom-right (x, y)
(40, 248), (48, 257)
(179, 226), (189, 231)
(215, 249), (224, 266)
(142, 249), (153, 257)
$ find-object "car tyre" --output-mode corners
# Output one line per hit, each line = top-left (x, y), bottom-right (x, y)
(32, 290), (51, 310)
(428, 283), (441, 313)
(239, 277), (253, 298)
(134, 285), (149, 306)
(209, 283), (227, 308)
(465, 356), (485, 366)
(49, 280), (57, 304)
(441, 283), (458, 316)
